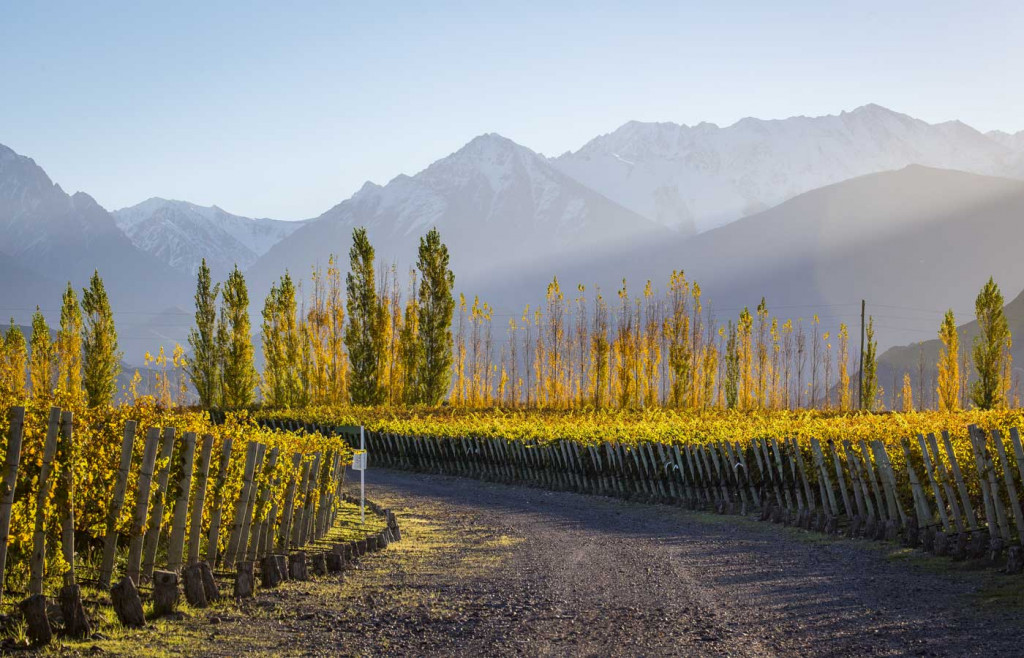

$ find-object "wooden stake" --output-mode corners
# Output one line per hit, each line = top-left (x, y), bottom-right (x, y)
(0, 406), (25, 602)
(142, 427), (177, 581)
(187, 434), (215, 565)
(98, 419), (137, 589)
(126, 427), (161, 585)
(29, 408), (61, 595)
(205, 437), (234, 565)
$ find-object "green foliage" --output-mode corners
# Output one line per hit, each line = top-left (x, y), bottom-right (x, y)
(82, 270), (121, 408)
(186, 259), (221, 409)
(861, 316), (878, 411)
(344, 228), (387, 405)
(56, 282), (83, 407)
(218, 265), (258, 409)
(724, 321), (739, 409)
(971, 277), (1010, 410)
(29, 307), (53, 401)
(415, 228), (455, 405)
(261, 272), (305, 408)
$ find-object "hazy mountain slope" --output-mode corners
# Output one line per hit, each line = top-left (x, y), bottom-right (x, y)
(554, 105), (1023, 233)
(0, 143), (193, 359)
(472, 166), (1024, 353)
(113, 198), (303, 278)
(248, 133), (667, 301)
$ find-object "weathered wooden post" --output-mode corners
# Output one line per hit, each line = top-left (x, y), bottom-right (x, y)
(247, 447), (279, 561)
(223, 442), (258, 567)
(166, 431), (197, 572)
(152, 569), (180, 617)
(0, 406), (25, 603)
(142, 427), (177, 581)
(126, 427), (161, 584)
(57, 410), (90, 638)
(28, 408), (61, 595)
(205, 437), (234, 565)
(98, 420), (136, 589)
(187, 433), (215, 565)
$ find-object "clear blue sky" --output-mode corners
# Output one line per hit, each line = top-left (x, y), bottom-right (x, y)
(2, 1), (1022, 220)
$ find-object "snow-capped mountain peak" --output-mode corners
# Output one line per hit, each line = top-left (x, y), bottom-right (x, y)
(112, 198), (303, 277)
(553, 104), (1022, 232)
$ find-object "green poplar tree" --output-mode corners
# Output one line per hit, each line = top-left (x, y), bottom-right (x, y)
(1, 320), (27, 400)
(861, 316), (879, 411)
(398, 275), (422, 404)
(29, 307), (54, 400)
(724, 320), (739, 409)
(416, 228), (455, 405)
(81, 270), (121, 408)
(261, 272), (304, 407)
(56, 282), (84, 407)
(218, 265), (258, 409)
(971, 277), (1011, 410)
(344, 228), (387, 405)
(186, 259), (221, 409)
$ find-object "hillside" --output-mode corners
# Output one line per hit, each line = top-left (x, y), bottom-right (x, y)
(472, 165), (1024, 353)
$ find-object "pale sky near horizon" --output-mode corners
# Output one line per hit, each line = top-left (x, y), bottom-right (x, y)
(2, 1), (1022, 220)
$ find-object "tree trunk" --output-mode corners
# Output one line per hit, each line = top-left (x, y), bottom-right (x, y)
(19, 594), (52, 645)
(152, 570), (180, 617)
(111, 577), (146, 628)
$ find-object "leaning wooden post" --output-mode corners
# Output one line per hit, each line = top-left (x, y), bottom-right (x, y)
(126, 427), (161, 585)
(205, 437), (234, 565)
(828, 440), (854, 518)
(941, 429), (978, 530)
(98, 420), (137, 589)
(967, 425), (1000, 541)
(29, 408), (61, 595)
(222, 441), (258, 567)
(0, 406), (25, 603)
(298, 453), (322, 547)
(926, 432), (965, 534)
(915, 434), (951, 534)
(288, 458), (312, 548)
(237, 443), (266, 561)
(247, 447), (279, 561)
(57, 410), (90, 638)
(166, 431), (197, 572)
(278, 453), (303, 550)
(187, 433), (215, 565)
(991, 429), (1024, 546)
(142, 427), (177, 581)
(57, 410), (76, 585)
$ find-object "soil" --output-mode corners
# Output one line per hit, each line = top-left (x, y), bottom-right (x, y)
(61, 469), (1024, 657)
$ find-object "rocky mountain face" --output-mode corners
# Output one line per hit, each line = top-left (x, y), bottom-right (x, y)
(552, 104), (1024, 233)
(247, 133), (667, 299)
(113, 198), (303, 279)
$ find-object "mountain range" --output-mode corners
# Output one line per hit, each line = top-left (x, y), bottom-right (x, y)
(3, 104), (1024, 365)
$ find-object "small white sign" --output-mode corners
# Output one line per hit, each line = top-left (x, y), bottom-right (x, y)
(352, 450), (367, 471)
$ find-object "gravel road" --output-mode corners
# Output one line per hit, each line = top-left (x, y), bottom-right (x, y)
(327, 469), (1022, 657)
(119, 469), (1023, 657)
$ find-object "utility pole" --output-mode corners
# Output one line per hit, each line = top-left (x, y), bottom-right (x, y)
(858, 299), (865, 410)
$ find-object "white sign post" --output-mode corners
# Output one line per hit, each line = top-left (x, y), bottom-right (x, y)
(353, 426), (367, 525)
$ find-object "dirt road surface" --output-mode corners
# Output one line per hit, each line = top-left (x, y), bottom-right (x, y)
(113, 469), (1023, 657)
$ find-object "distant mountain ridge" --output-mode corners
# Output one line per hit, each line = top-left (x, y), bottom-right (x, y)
(113, 198), (304, 278)
(552, 104), (1024, 232)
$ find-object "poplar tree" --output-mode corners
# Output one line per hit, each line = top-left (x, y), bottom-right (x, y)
(186, 259), (221, 409)
(261, 272), (304, 407)
(56, 282), (84, 407)
(936, 309), (960, 412)
(218, 265), (258, 408)
(345, 228), (387, 405)
(861, 316), (879, 411)
(665, 271), (691, 408)
(81, 271), (121, 407)
(399, 273), (422, 404)
(415, 228), (455, 405)
(901, 373), (914, 413)
(724, 320), (739, 409)
(29, 307), (53, 400)
(837, 324), (850, 411)
(1, 320), (27, 400)
(971, 277), (1011, 410)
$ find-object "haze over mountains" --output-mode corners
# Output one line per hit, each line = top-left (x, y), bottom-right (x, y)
(3, 104), (1024, 364)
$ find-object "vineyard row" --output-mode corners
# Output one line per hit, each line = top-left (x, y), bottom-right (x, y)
(313, 421), (1024, 572)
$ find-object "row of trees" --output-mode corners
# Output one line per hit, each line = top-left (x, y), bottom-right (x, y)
(183, 227), (456, 410)
(0, 228), (1014, 413)
(0, 272), (121, 408)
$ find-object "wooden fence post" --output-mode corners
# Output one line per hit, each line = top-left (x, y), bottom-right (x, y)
(98, 420), (137, 589)
(278, 453), (303, 550)
(205, 437), (234, 565)
(142, 427), (177, 582)
(187, 434), (215, 565)
(247, 447), (279, 561)
(29, 408), (61, 595)
(0, 406), (25, 603)
(166, 431), (197, 572)
(941, 430), (978, 530)
(223, 442), (258, 567)
(125, 428), (161, 585)
(57, 410), (76, 585)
